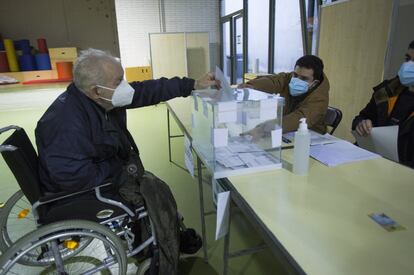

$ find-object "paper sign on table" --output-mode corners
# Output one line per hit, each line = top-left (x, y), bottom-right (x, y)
(184, 135), (194, 178)
(215, 191), (230, 240)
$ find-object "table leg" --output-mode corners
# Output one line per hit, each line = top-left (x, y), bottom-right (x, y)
(167, 109), (172, 163)
(197, 156), (208, 262)
(223, 199), (232, 275)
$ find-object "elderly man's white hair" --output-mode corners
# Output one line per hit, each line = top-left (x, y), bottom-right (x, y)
(73, 48), (121, 93)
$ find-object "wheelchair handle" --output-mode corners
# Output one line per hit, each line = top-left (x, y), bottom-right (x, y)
(0, 125), (21, 135)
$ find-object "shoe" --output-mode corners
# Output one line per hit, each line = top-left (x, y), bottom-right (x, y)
(179, 228), (202, 254)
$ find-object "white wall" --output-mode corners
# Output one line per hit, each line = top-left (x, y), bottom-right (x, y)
(115, 0), (220, 70)
(385, 2), (414, 79)
(0, 0), (119, 56)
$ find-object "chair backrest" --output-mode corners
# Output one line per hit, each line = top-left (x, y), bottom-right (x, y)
(0, 127), (42, 205)
(324, 106), (343, 135)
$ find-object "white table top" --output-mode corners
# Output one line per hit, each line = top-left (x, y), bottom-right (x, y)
(228, 150), (414, 275)
(167, 96), (414, 275)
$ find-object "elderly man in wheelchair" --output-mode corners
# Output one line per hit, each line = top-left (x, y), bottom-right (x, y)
(0, 49), (215, 274)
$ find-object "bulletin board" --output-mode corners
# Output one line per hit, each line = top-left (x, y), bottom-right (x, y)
(150, 33), (188, 79)
(149, 32), (210, 80)
(318, 0), (394, 141)
(186, 32), (210, 79)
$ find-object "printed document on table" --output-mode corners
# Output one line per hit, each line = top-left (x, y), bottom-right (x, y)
(352, 125), (399, 162)
(283, 130), (340, 146)
(310, 140), (380, 167)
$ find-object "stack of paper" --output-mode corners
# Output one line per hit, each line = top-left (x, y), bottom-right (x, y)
(227, 141), (262, 153)
(283, 130), (340, 146)
(310, 140), (380, 167)
(352, 126), (399, 162)
(215, 144), (277, 169)
(238, 152), (275, 167)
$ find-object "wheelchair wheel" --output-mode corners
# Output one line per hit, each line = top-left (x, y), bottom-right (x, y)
(0, 190), (94, 266)
(39, 256), (111, 275)
(0, 190), (36, 252)
(136, 258), (151, 275)
(0, 220), (127, 274)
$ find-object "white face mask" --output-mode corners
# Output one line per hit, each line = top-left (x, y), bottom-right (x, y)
(96, 80), (135, 107)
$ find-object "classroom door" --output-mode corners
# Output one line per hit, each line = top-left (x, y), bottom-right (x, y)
(221, 11), (244, 85)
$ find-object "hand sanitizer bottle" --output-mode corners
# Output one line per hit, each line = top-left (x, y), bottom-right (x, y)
(293, 118), (310, 175)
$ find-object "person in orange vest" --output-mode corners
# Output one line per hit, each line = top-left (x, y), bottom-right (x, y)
(353, 40), (414, 168)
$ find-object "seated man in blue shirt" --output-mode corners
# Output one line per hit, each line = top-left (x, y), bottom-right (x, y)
(35, 48), (218, 274)
(352, 40), (414, 168)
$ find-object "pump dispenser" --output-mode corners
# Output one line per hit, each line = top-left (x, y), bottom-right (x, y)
(293, 118), (310, 175)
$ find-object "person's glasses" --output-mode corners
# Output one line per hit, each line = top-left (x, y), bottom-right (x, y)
(405, 54), (411, 62)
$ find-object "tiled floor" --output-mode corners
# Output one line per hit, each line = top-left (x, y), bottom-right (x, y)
(0, 84), (285, 274)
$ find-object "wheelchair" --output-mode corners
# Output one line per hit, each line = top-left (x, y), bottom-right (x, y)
(0, 125), (158, 274)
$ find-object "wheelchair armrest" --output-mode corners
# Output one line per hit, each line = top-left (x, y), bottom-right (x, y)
(0, 144), (18, 153)
(95, 183), (135, 217)
(38, 182), (114, 205)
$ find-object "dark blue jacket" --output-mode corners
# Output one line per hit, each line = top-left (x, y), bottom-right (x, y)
(352, 77), (414, 168)
(36, 77), (194, 192)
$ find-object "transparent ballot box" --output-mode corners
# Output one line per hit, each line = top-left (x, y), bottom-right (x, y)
(191, 88), (285, 179)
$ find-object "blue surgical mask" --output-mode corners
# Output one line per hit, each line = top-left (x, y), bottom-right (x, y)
(398, 60), (414, 87)
(289, 77), (309, 96)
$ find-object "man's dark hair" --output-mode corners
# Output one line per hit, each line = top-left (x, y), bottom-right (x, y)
(295, 55), (324, 81)
(409, 40), (414, 49)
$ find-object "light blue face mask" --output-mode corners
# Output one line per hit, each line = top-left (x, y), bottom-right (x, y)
(288, 77), (309, 96)
(398, 61), (414, 87)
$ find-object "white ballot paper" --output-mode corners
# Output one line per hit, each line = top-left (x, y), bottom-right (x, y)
(215, 66), (232, 94)
(215, 191), (230, 240)
(352, 125), (399, 162)
(184, 135), (195, 178)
